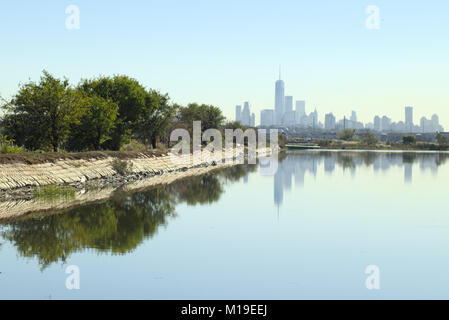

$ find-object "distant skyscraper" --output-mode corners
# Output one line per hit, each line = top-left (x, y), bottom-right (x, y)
(295, 100), (305, 124)
(420, 116), (428, 132)
(311, 108), (318, 128)
(284, 96), (293, 113)
(235, 105), (242, 122)
(241, 102), (251, 126)
(374, 116), (381, 131)
(381, 116), (391, 132)
(350, 111), (357, 122)
(325, 113), (336, 130)
(432, 114), (439, 126)
(420, 114), (443, 133)
(275, 72), (285, 125)
(283, 111), (297, 126)
(405, 106), (413, 131)
(250, 113), (255, 127)
(260, 109), (275, 127)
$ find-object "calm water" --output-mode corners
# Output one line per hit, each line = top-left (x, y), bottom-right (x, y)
(1, 150), (449, 299)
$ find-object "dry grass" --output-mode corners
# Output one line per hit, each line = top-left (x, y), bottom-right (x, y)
(0, 149), (169, 165)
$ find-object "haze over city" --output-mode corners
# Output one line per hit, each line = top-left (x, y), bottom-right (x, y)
(236, 73), (444, 133)
(1, 0), (449, 128)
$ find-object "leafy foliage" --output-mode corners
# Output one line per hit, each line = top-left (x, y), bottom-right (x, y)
(360, 132), (379, 145)
(436, 133), (448, 145)
(66, 94), (118, 151)
(32, 185), (76, 200)
(77, 75), (148, 150)
(111, 159), (133, 175)
(0, 134), (22, 153)
(176, 103), (225, 133)
(338, 129), (356, 141)
(402, 135), (417, 145)
(1, 72), (227, 153)
(3, 71), (84, 151)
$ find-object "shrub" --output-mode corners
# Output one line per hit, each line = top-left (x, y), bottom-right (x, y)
(278, 133), (287, 148)
(32, 185), (76, 200)
(361, 132), (378, 145)
(338, 129), (356, 141)
(402, 135), (417, 145)
(317, 139), (332, 147)
(0, 135), (22, 154)
(120, 139), (147, 151)
(436, 133), (448, 145)
(111, 159), (133, 175)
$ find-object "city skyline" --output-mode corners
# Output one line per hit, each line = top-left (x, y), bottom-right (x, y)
(239, 75), (445, 133)
(1, 1), (449, 129)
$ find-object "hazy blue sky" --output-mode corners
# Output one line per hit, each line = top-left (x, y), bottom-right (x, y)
(1, 1), (448, 127)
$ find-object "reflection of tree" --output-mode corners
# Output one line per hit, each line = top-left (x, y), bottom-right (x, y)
(0, 165), (254, 269)
(219, 164), (257, 182)
(171, 173), (223, 205)
(337, 154), (355, 169)
(402, 153), (417, 164)
(169, 165), (257, 205)
(278, 151), (288, 163)
(361, 152), (376, 166)
(435, 153), (449, 166)
(1, 188), (176, 269)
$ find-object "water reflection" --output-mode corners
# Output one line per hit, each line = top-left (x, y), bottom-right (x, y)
(1, 151), (448, 271)
(274, 151), (449, 208)
(0, 165), (256, 269)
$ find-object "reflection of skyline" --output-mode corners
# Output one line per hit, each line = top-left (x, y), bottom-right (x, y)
(274, 152), (449, 208)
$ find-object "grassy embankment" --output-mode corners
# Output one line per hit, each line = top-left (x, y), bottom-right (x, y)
(0, 149), (169, 165)
(32, 185), (76, 200)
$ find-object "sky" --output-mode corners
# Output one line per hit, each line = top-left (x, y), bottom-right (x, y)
(1, 0), (448, 128)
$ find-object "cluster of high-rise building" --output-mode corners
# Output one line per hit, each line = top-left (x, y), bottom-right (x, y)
(235, 74), (445, 133)
(235, 101), (255, 127)
(364, 108), (444, 133)
(313, 107), (442, 134)
(240, 73), (316, 128)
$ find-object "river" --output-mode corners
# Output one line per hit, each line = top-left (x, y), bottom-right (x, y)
(0, 150), (448, 299)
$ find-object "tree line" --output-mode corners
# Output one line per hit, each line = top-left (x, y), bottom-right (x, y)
(0, 71), (235, 152)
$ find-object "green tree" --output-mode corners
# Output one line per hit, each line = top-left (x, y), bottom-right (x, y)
(224, 121), (245, 130)
(360, 131), (378, 145)
(67, 95), (119, 151)
(402, 135), (417, 145)
(338, 128), (356, 141)
(0, 134), (22, 153)
(3, 71), (84, 151)
(78, 75), (148, 150)
(436, 133), (448, 145)
(177, 103), (225, 133)
(134, 90), (178, 148)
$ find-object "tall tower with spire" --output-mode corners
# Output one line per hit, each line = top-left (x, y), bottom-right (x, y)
(275, 66), (285, 125)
